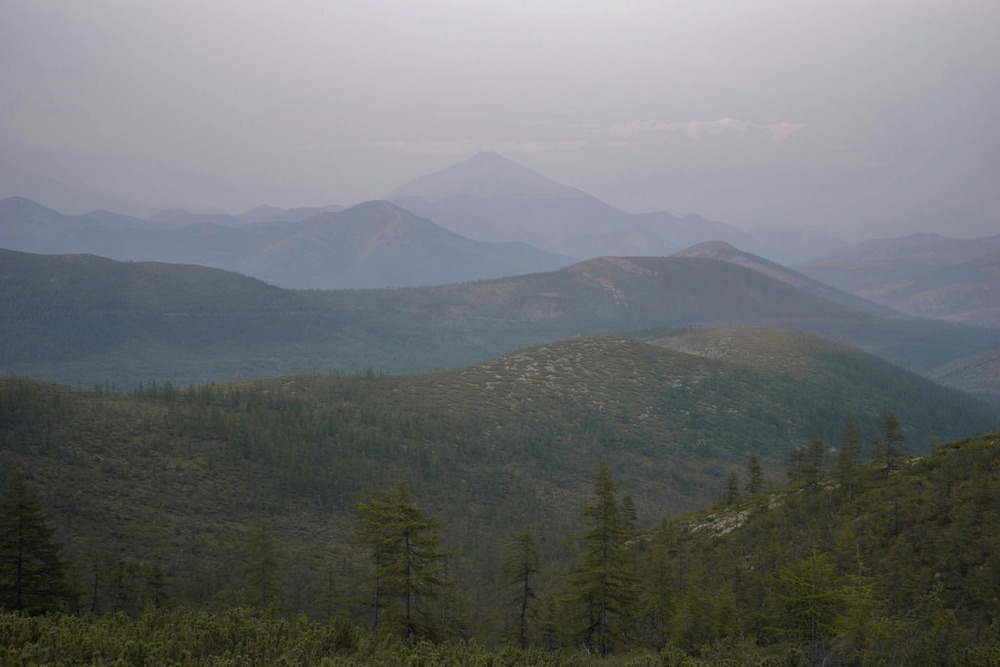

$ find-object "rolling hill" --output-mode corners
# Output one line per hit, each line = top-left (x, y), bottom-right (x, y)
(1, 328), (995, 621)
(927, 344), (1000, 404)
(671, 240), (894, 316)
(3, 248), (999, 391)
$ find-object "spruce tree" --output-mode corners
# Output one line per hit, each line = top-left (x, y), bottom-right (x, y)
(0, 473), (70, 614)
(567, 461), (638, 656)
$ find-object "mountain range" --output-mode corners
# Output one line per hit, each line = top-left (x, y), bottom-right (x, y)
(0, 196), (570, 289)
(1, 152), (851, 293)
(3, 247), (998, 401)
(388, 152), (844, 264)
(796, 232), (1000, 329)
(3, 151), (998, 401)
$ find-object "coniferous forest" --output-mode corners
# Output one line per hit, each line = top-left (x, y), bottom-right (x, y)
(6, 3), (1000, 662)
(2, 332), (999, 664)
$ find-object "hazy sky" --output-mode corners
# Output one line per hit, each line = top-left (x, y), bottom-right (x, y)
(2, 0), (998, 238)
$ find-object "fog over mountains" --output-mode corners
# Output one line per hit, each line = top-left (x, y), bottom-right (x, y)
(2, 151), (999, 330)
(2, 152), (847, 290)
(388, 152), (845, 264)
(0, 194), (570, 290)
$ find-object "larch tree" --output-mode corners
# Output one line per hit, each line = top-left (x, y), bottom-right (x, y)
(501, 528), (540, 649)
(567, 461), (639, 656)
(745, 455), (765, 495)
(355, 482), (450, 639)
(241, 524), (283, 611)
(0, 473), (71, 614)
(877, 412), (905, 476)
(837, 414), (863, 501)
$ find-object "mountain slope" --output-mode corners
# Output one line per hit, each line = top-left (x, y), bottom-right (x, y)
(388, 151), (589, 201)
(796, 233), (1000, 329)
(247, 200), (573, 289)
(640, 432), (1000, 662)
(388, 153), (762, 260)
(796, 231), (1000, 292)
(0, 332), (995, 625)
(672, 240), (894, 316)
(856, 250), (1000, 328)
(927, 345), (1000, 404)
(0, 197), (570, 289)
(3, 248), (999, 390)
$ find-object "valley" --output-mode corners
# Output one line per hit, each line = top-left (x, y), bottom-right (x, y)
(3, 154), (999, 664)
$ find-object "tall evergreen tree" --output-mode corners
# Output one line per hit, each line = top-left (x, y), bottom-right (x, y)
(500, 529), (540, 649)
(722, 472), (740, 506)
(567, 461), (639, 656)
(837, 415), (862, 501)
(787, 440), (827, 488)
(241, 525), (282, 611)
(878, 412), (905, 476)
(0, 474), (70, 614)
(355, 482), (450, 639)
(745, 455), (765, 495)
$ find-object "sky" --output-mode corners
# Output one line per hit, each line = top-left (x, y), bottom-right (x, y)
(2, 0), (998, 239)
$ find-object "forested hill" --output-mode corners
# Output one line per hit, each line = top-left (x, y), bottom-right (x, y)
(1, 330), (996, 634)
(639, 431), (1000, 664)
(3, 248), (999, 390)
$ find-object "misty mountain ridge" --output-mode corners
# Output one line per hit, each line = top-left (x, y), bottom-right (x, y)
(4, 247), (999, 398)
(0, 159), (147, 216)
(797, 231), (1000, 329)
(0, 196), (570, 289)
(388, 151), (590, 201)
(387, 152), (843, 263)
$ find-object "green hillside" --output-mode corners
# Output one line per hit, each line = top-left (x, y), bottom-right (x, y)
(3, 397), (998, 663)
(634, 431), (1000, 664)
(1, 329), (995, 643)
(3, 249), (999, 391)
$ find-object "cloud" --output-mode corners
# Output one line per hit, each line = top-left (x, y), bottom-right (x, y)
(370, 139), (591, 155)
(763, 122), (808, 140)
(606, 117), (806, 140)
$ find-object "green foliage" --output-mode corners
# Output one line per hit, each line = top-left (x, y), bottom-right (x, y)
(239, 525), (283, 611)
(355, 483), (452, 639)
(567, 462), (639, 656)
(1, 330), (999, 659)
(638, 432), (1000, 663)
(0, 473), (71, 614)
(744, 455), (764, 495)
(501, 529), (541, 649)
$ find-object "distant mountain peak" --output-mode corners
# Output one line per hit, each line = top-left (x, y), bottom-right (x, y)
(672, 240), (743, 258)
(0, 196), (54, 214)
(386, 152), (588, 202)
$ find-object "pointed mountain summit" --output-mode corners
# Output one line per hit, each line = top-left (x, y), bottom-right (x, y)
(388, 151), (588, 201)
(386, 154), (779, 261)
